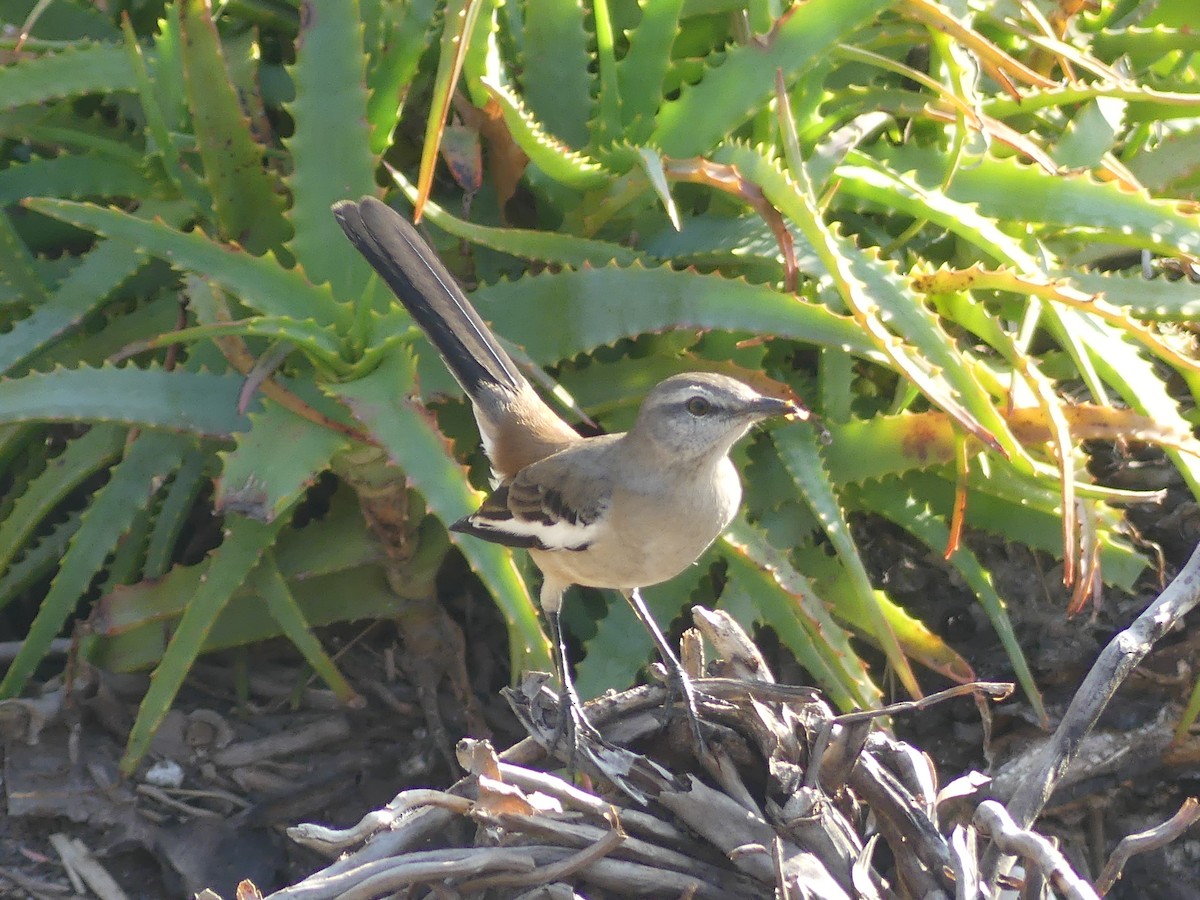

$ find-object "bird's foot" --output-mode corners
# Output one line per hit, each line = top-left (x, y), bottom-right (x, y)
(661, 663), (706, 751)
(549, 686), (605, 773)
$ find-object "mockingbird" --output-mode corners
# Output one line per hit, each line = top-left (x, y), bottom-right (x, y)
(333, 197), (805, 747)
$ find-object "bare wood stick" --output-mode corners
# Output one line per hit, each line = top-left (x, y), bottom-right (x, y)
(287, 790), (472, 853)
(1095, 798), (1200, 895)
(211, 716), (352, 767)
(974, 801), (1099, 900)
(337, 848), (537, 900)
(48, 834), (129, 900)
(829, 682), (1014, 726)
(488, 811), (746, 889)
(983, 541), (1200, 884)
(0, 638), (71, 664)
(274, 806), (460, 894)
(493, 762), (693, 850)
(454, 830), (624, 893)
(280, 847), (534, 900)
(0, 864), (72, 896)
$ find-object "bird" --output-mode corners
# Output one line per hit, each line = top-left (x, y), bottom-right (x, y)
(333, 196), (806, 750)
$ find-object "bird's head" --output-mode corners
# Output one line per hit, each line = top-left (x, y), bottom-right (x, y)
(630, 372), (807, 462)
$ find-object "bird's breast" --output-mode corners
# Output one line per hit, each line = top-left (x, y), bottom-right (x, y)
(531, 456), (742, 591)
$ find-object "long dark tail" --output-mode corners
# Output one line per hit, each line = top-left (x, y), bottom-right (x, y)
(332, 197), (524, 397)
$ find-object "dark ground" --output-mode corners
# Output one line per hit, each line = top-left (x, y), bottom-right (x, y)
(2, 453), (1199, 899)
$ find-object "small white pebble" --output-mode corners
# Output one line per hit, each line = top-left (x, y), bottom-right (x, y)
(143, 759), (185, 788)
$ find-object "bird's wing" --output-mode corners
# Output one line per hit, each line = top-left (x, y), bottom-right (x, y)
(450, 447), (612, 552)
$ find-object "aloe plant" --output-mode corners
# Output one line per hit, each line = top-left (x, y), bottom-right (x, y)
(2, 0), (1198, 773)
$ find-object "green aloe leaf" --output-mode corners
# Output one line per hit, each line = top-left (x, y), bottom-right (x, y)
(122, 12), (196, 203)
(466, 263), (876, 367)
(121, 512), (289, 773)
(874, 147), (1200, 257)
(388, 174), (644, 266)
(771, 424), (920, 696)
(0, 201), (190, 377)
(413, 0), (489, 217)
(364, 0), (438, 152)
(1124, 127), (1200, 195)
(797, 543), (974, 685)
(1092, 25), (1200, 60)
(722, 517), (879, 711)
(0, 425), (128, 599)
(896, 469), (1147, 591)
(121, 316), (350, 374)
(0, 510), (84, 607)
(983, 83), (1200, 122)
(93, 564), (395, 674)
(324, 351), (553, 676)
(718, 142), (1020, 463)
(1054, 98), (1126, 170)
(216, 399), (348, 523)
(283, 0), (377, 297)
(0, 154), (159, 204)
(179, 0), (290, 256)
(25, 199), (348, 329)
(252, 552), (360, 703)
(0, 210), (48, 306)
(0, 365), (251, 437)
(589, 0), (621, 145)
(0, 431), (189, 699)
(652, 0), (895, 156)
(94, 485), (381, 637)
(615, 0), (684, 139)
(521, 0), (593, 149)
(0, 43), (137, 111)
(848, 480), (1046, 724)
(9, 0), (120, 41)
(480, 78), (611, 189)
(834, 159), (1038, 270)
(0, 239), (146, 376)
(1068, 270), (1200, 322)
(1081, 317), (1200, 499)
(143, 449), (209, 580)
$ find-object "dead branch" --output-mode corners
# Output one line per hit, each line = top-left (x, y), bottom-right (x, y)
(982, 541), (1200, 885)
(974, 801), (1099, 900)
(246, 600), (1200, 900)
(1095, 798), (1200, 895)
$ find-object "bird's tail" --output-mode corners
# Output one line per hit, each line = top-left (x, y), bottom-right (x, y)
(333, 197), (525, 398)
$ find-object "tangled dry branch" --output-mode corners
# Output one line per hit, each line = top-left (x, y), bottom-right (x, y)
(202, 548), (1200, 900)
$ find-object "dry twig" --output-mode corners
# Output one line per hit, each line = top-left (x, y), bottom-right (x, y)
(1095, 798), (1200, 895)
(983, 542), (1200, 885)
(242, 603), (1198, 899)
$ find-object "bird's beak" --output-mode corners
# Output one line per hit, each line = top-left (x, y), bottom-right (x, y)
(747, 395), (831, 444)
(747, 395), (809, 421)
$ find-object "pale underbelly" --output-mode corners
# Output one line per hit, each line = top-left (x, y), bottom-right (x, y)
(530, 466), (740, 591)
(530, 525), (722, 590)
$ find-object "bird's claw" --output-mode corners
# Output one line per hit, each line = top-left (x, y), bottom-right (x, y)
(546, 689), (605, 774)
(663, 665), (706, 751)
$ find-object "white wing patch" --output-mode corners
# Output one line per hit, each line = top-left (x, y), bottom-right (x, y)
(467, 513), (600, 552)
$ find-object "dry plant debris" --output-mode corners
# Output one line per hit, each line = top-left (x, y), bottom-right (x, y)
(204, 576), (1200, 898)
(10, 543), (1200, 899)
(208, 606), (1071, 899)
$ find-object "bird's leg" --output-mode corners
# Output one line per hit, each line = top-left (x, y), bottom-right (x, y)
(622, 588), (705, 748)
(545, 606), (602, 758)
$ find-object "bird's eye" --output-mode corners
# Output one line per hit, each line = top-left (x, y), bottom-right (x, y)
(685, 396), (712, 417)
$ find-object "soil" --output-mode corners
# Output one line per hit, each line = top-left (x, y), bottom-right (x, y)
(2, 457), (1199, 899)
